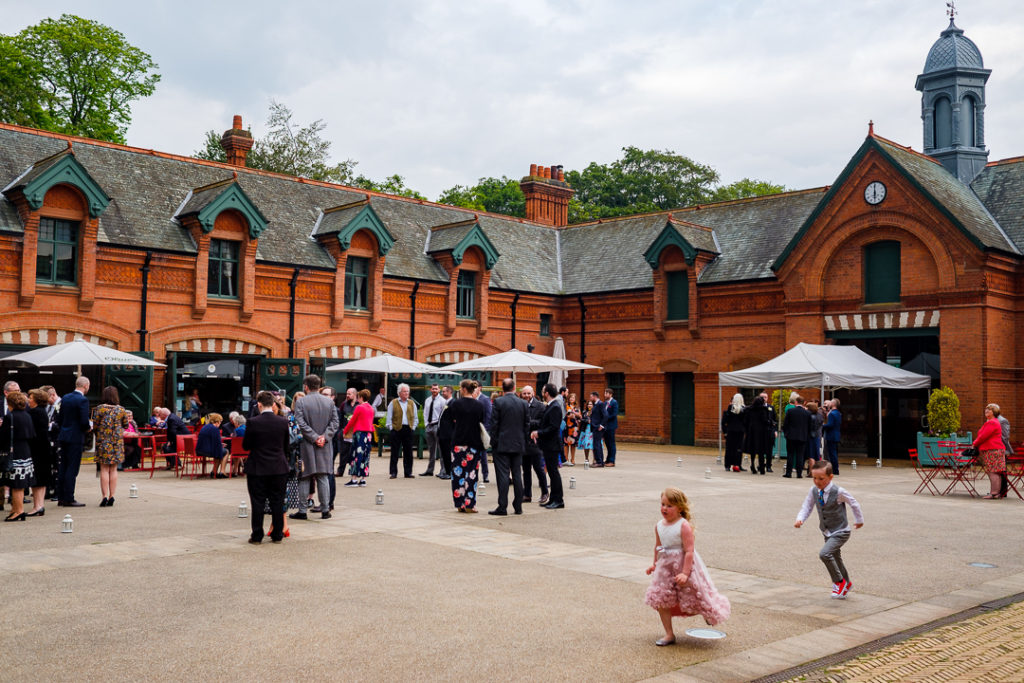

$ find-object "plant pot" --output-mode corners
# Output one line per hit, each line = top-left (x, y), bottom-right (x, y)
(916, 433), (973, 466)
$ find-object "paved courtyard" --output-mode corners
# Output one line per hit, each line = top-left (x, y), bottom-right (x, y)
(1, 446), (1021, 682)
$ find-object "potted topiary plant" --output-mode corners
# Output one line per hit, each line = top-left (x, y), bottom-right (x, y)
(917, 386), (971, 465)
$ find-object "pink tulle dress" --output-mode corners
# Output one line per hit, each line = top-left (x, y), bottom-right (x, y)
(644, 518), (731, 626)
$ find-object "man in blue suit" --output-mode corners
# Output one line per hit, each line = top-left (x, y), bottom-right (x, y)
(601, 387), (619, 466)
(57, 376), (91, 507)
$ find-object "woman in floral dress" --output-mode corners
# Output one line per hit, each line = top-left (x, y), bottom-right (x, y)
(92, 386), (130, 507)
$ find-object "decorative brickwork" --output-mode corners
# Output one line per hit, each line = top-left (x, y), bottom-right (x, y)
(97, 261), (143, 286)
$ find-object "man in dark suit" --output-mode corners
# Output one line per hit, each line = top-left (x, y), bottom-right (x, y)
(782, 395), (812, 478)
(160, 407), (190, 470)
(588, 391), (606, 467)
(243, 390), (291, 544)
(57, 376), (91, 507)
(531, 383), (565, 509)
(823, 398), (842, 475)
(436, 385), (455, 480)
(520, 385), (549, 504)
(474, 385), (492, 483)
(488, 378), (528, 516)
(601, 387), (619, 466)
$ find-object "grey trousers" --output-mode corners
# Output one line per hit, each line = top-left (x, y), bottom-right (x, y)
(298, 474), (330, 513)
(819, 531), (851, 583)
(423, 427), (439, 474)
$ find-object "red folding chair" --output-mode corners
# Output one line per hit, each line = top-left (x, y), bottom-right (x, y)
(228, 437), (249, 477)
(941, 443), (979, 497)
(910, 448), (940, 495)
(1004, 452), (1024, 500)
(175, 435), (201, 479)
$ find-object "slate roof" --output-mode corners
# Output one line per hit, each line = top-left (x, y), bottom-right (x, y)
(2, 123), (1023, 298)
(971, 157), (1024, 251)
(176, 176), (238, 217)
(922, 20), (985, 73)
(426, 219), (476, 253)
(874, 137), (1018, 254)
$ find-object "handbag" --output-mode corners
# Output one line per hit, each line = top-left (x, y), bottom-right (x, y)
(479, 422), (491, 451)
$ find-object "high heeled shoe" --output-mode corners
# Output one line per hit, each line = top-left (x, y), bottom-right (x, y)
(27, 507), (45, 517)
(108, 497), (115, 507)
(4, 512), (27, 522)
(99, 498), (109, 507)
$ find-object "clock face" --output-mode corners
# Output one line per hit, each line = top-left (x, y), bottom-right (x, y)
(864, 181), (886, 205)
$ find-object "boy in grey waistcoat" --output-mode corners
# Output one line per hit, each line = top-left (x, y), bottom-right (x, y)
(794, 460), (864, 599)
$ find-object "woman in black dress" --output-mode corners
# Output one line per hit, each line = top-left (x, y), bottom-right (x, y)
(26, 389), (52, 516)
(448, 379), (485, 512)
(721, 393), (747, 472)
(2, 391), (35, 521)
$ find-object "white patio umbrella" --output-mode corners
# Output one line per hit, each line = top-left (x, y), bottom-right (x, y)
(548, 337), (568, 389)
(1, 339), (165, 375)
(324, 353), (458, 404)
(444, 348), (601, 385)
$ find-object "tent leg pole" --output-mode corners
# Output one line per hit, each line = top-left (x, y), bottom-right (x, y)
(878, 388), (883, 466)
(717, 388), (722, 463)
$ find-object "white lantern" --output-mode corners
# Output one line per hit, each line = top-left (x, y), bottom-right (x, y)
(376, 489), (384, 505)
(715, 455), (722, 465)
(237, 501), (248, 518)
(704, 468), (711, 479)
(875, 459), (882, 468)
(61, 514), (74, 533)
(676, 457), (682, 467)
(583, 460), (590, 470)
(129, 483), (139, 499)
(569, 476), (577, 489)
(851, 460), (857, 470)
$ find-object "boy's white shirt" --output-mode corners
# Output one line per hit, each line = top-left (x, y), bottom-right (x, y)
(796, 482), (864, 536)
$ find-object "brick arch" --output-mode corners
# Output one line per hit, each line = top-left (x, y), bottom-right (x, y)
(212, 208), (248, 238)
(418, 339), (504, 361)
(602, 359), (632, 372)
(0, 311), (133, 348)
(151, 323), (275, 357)
(459, 245), (486, 270)
(295, 331), (404, 359)
(349, 229), (378, 255)
(802, 210), (958, 301)
(726, 356), (765, 372)
(43, 184), (88, 216)
(658, 358), (700, 372)
(658, 244), (689, 268)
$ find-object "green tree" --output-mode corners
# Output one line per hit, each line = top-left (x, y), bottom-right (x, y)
(711, 178), (787, 202)
(436, 176), (525, 216)
(351, 173), (426, 200)
(0, 14), (160, 143)
(566, 146), (720, 223)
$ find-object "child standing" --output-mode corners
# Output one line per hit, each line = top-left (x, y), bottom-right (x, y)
(795, 460), (864, 598)
(644, 487), (731, 645)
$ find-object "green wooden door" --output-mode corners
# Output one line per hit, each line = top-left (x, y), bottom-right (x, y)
(259, 358), (306, 404)
(670, 373), (695, 446)
(106, 351), (154, 423)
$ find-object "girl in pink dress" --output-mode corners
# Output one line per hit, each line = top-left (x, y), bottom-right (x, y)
(644, 487), (731, 645)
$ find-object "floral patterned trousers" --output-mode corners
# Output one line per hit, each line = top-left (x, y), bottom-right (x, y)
(451, 445), (480, 510)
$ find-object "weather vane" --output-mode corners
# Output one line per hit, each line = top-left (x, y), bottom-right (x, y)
(946, 1), (956, 20)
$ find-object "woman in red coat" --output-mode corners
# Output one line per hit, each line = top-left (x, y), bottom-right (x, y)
(972, 403), (1007, 499)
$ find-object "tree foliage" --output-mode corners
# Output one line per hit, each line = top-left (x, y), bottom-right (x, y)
(926, 386), (961, 437)
(436, 176), (525, 217)
(436, 147), (785, 224)
(0, 14), (160, 143)
(194, 101), (424, 198)
(195, 101), (358, 184)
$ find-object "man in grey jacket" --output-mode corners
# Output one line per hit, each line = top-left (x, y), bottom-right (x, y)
(291, 375), (339, 520)
(488, 378), (528, 516)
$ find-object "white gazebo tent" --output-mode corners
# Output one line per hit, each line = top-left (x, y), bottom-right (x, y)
(717, 343), (932, 464)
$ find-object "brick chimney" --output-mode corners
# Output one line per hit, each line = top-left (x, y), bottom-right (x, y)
(220, 115), (253, 167)
(520, 163), (574, 227)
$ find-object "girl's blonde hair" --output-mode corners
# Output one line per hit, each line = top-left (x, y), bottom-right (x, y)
(662, 487), (692, 523)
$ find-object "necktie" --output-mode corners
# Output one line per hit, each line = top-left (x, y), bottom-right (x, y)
(818, 490), (825, 508)
(427, 398), (434, 424)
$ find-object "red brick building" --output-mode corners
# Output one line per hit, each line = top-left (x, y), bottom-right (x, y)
(1, 18), (1020, 454)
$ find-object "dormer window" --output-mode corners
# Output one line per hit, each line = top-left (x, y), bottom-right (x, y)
(666, 270), (689, 321)
(36, 217), (78, 285)
(208, 239), (239, 298)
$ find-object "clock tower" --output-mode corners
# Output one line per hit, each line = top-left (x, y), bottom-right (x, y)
(915, 10), (991, 184)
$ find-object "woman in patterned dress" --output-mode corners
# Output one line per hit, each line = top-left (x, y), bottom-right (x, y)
(449, 379), (485, 512)
(2, 391), (35, 521)
(92, 386), (130, 507)
(577, 400), (594, 463)
(564, 394), (581, 465)
(342, 389), (374, 487)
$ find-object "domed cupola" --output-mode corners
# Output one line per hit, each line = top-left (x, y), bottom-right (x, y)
(915, 13), (991, 183)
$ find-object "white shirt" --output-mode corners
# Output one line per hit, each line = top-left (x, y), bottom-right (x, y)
(423, 394), (444, 426)
(796, 482), (864, 536)
(372, 393), (386, 411)
(386, 398), (414, 430)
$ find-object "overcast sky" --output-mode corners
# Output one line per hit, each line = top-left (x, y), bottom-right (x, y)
(5, 1), (1023, 199)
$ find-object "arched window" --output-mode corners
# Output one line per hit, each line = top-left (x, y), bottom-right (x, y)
(934, 97), (952, 148)
(961, 95), (976, 147)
